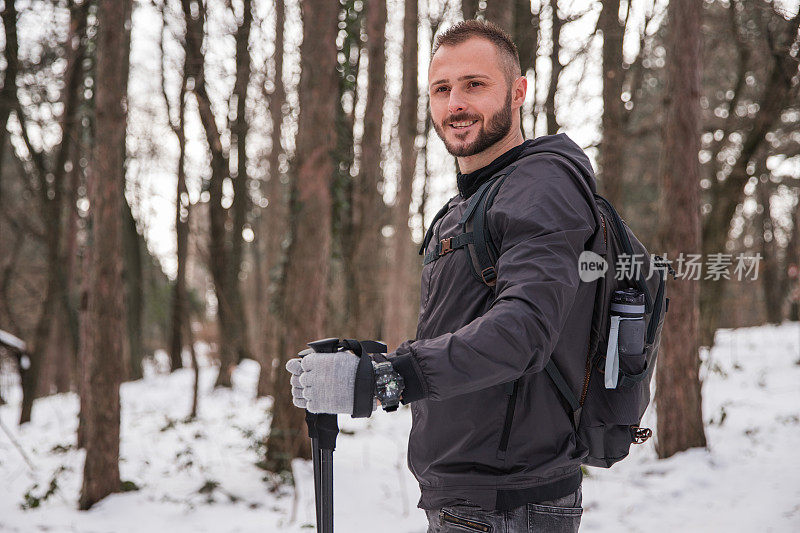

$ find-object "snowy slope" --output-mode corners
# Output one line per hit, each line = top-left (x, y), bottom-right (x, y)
(0, 323), (798, 532)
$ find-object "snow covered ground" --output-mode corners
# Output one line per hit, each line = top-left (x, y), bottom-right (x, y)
(1, 323), (799, 532)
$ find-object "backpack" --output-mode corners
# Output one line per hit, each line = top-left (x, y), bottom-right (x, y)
(419, 152), (675, 468)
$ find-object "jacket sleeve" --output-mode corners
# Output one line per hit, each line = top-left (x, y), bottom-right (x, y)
(389, 156), (596, 402)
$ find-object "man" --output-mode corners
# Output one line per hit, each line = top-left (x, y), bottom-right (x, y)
(287, 20), (600, 532)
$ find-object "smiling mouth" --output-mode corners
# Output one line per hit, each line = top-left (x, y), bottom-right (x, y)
(449, 119), (478, 130)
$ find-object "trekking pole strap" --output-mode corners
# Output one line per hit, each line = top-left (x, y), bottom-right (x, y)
(340, 339), (388, 418)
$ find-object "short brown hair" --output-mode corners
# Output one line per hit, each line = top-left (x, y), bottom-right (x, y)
(432, 19), (521, 84)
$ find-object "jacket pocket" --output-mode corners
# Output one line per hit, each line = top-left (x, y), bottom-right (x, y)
(496, 380), (519, 460)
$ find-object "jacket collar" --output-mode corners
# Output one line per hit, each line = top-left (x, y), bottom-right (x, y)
(456, 139), (533, 199)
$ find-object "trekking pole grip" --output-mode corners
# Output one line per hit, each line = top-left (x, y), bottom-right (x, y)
(304, 338), (342, 451)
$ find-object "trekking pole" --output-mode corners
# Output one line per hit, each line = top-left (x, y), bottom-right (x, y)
(303, 337), (340, 533)
(301, 337), (388, 532)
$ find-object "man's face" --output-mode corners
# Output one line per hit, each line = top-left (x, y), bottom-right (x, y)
(428, 38), (518, 158)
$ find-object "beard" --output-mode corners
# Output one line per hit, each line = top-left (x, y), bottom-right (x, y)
(434, 91), (513, 158)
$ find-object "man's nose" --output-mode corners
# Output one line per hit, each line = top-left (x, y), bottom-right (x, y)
(447, 89), (466, 115)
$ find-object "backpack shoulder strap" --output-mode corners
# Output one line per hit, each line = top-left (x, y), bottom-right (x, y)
(419, 196), (457, 256)
(533, 151), (605, 256)
(463, 165), (518, 286)
(463, 152), (604, 287)
(545, 359), (582, 429)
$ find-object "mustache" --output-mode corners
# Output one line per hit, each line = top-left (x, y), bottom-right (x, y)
(442, 113), (481, 126)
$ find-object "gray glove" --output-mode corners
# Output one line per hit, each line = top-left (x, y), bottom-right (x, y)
(285, 349), (376, 415)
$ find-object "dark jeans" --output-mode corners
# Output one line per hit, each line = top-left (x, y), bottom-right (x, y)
(424, 486), (582, 533)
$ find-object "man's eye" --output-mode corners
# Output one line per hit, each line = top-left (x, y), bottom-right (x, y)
(435, 86), (449, 93)
(469, 81), (483, 88)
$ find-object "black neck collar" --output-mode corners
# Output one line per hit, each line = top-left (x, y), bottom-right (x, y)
(456, 140), (531, 198)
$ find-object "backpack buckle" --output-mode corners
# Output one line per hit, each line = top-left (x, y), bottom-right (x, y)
(439, 237), (453, 255)
(631, 426), (652, 444)
(481, 266), (497, 286)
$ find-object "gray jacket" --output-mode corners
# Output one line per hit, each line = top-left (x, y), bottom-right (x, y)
(388, 134), (599, 511)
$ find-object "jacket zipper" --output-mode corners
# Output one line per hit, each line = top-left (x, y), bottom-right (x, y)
(439, 510), (492, 532)
(497, 381), (519, 458)
(579, 213), (608, 406)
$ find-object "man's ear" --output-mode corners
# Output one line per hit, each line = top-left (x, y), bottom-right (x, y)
(512, 76), (527, 109)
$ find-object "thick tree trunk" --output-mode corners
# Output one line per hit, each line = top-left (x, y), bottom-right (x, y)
(61, 141), (81, 387)
(228, 0), (253, 367)
(0, 1), (19, 198)
(346, 0), (387, 339)
(599, 0), (624, 206)
(385, 0), (420, 351)
(20, 252), (58, 424)
(484, 0), (514, 34)
(514, 0), (538, 74)
(265, 0), (339, 474)
(335, 0), (363, 336)
(655, 0), (707, 459)
(462, 0), (479, 20)
(79, 0), (130, 509)
(257, 0), (287, 398)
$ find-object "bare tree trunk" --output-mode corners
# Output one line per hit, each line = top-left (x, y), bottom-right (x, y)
(514, 0), (538, 74)
(346, 0), (387, 339)
(119, 0), (139, 382)
(229, 0), (253, 366)
(180, 0), (250, 387)
(655, 0), (707, 460)
(265, 0), (340, 474)
(599, 0), (625, 206)
(335, 0), (363, 336)
(544, 0), (562, 135)
(79, 0), (130, 509)
(122, 197), (141, 381)
(484, 0), (514, 34)
(0, 1), (19, 196)
(516, 0), (540, 138)
(257, 0), (287, 398)
(385, 0), (420, 351)
(784, 192), (800, 310)
(61, 140), (81, 389)
(168, 58), (189, 373)
(756, 176), (783, 324)
(462, 0), (479, 20)
(21, 243), (59, 423)
(19, 0), (89, 422)
(186, 319), (198, 420)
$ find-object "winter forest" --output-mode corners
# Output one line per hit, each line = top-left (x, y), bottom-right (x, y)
(0, 0), (799, 531)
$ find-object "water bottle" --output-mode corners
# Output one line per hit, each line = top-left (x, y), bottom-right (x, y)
(610, 288), (646, 376)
